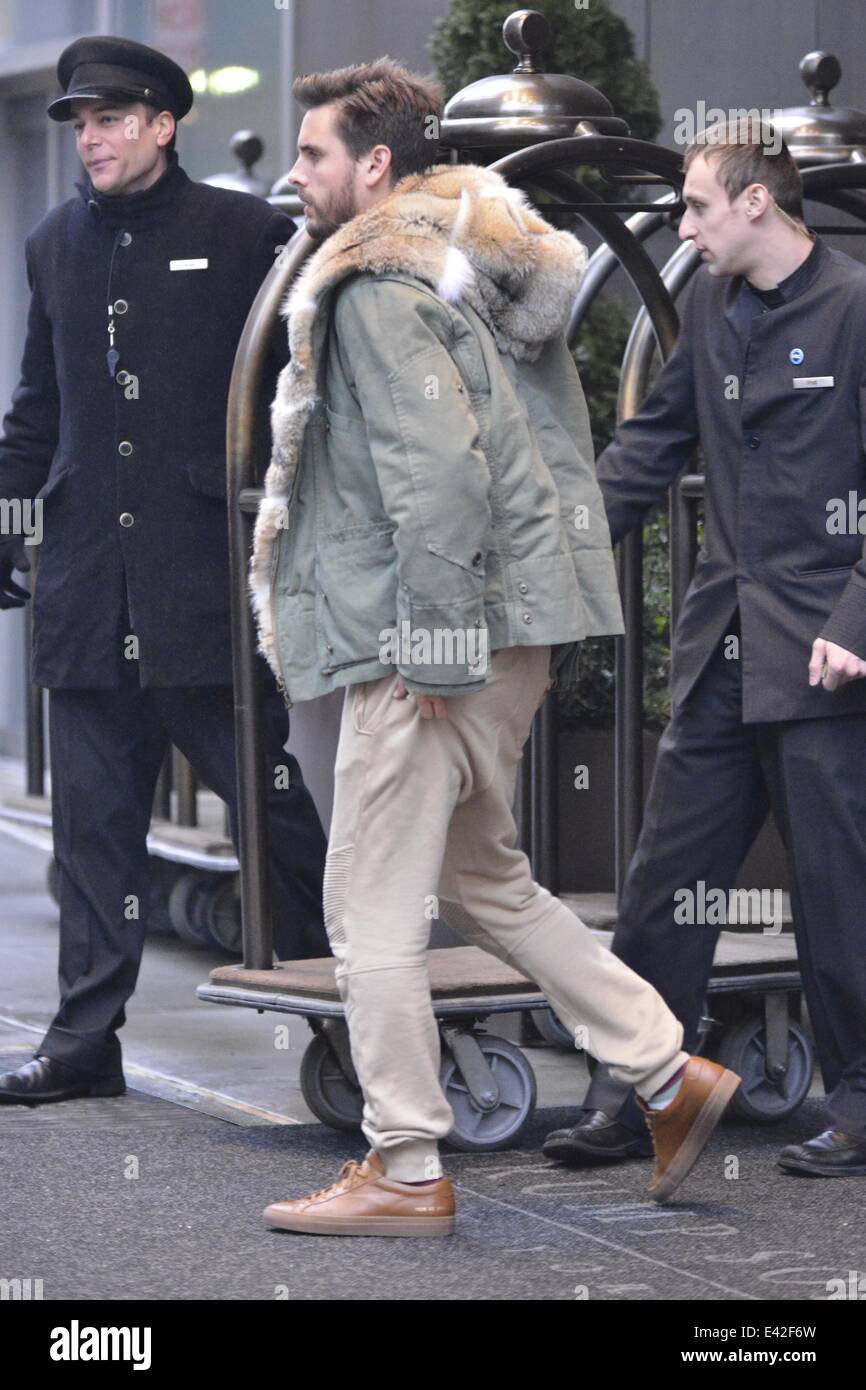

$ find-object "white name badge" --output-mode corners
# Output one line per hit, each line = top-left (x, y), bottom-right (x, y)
(169, 258), (209, 271)
(792, 376), (834, 389)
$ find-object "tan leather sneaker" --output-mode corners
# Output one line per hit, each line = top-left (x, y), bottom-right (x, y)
(638, 1056), (741, 1203)
(263, 1151), (456, 1236)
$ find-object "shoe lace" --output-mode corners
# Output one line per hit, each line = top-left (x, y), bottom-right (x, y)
(306, 1159), (366, 1203)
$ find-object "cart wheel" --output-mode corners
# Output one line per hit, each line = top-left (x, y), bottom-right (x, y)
(46, 857), (60, 908)
(199, 875), (242, 955)
(441, 1034), (537, 1152)
(167, 870), (217, 946)
(300, 1032), (363, 1132)
(146, 856), (180, 935)
(715, 1016), (813, 1122)
(532, 1007), (575, 1049)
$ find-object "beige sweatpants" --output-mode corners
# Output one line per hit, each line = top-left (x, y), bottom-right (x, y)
(323, 643), (688, 1181)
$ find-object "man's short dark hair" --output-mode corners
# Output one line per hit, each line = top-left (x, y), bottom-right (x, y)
(292, 57), (443, 184)
(684, 121), (805, 223)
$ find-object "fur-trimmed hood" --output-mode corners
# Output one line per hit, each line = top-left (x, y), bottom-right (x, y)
(285, 160), (588, 366)
(250, 161), (588, 676)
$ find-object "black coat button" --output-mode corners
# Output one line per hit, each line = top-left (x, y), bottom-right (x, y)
(113, 299), (128, 314)
(747, 434), (760, 449)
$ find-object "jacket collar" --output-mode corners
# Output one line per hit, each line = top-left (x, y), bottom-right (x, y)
(284, 162), (588, 368)
(747, 234), (823, 304)
(725, 235), (830, 326)
(76, 156), (189, 229)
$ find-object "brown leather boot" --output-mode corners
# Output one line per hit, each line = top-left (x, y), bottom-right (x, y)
(263, 1151), (456, 1237)
(637, 1056), (741, 1203)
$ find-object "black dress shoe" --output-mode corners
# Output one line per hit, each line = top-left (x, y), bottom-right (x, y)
(0, 1055), (125, 1106)
(777, 1129), (866, 1177)
(542, 1108), (655, 1165)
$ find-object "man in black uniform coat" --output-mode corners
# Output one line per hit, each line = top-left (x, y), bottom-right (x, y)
(544, 125), (866, 1177)
(0, 38), (329, 1105)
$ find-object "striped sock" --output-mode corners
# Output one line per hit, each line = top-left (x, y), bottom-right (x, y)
(648, 1061), (688, 1110)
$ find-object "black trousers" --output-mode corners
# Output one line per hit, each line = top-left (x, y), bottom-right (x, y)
(39, 657), (328, 1076)
(584, 622), (866, 1137)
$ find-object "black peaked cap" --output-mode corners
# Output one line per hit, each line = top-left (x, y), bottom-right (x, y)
(48, 36), (193, 122)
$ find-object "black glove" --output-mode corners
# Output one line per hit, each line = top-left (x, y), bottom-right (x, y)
(0, 538), (32, 610)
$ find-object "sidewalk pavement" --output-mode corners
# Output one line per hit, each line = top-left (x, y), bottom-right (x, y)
(1, 820), (863, 1301)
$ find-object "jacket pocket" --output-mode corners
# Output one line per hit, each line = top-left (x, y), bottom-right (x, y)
(325, 403), (367, 437)
(351, 674), (399, 735)
(274, 595), (317, 678)
(317, 523), (397, 668)
(387, 345), (492, 576)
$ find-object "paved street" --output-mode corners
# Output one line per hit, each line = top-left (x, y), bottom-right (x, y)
(1, 798), (864, 1303)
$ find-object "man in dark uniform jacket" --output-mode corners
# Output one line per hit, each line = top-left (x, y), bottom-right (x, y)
(544, 124), (866, 1177)
(0, 37), (328, 1105)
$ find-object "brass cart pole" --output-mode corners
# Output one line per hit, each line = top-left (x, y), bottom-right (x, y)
(225, 227), (314, 969)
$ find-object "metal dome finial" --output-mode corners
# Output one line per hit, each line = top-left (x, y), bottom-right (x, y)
(202, 130), (268, 195)
(440, 6), (628, 155)
(769, 50), (866, 164)
(502, 9), (550, 74)
(799, 51), (842, 108)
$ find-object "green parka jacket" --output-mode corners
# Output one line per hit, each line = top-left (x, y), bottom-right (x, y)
(250, 162), (624, 705)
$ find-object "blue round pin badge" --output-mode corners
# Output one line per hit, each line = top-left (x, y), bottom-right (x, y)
(790, 347), (804, 365)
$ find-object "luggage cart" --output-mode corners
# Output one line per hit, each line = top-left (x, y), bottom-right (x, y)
(529, 897), (814, 1127)
(197, 902), (812, 1150)
(196, 18), (859, 1146)
(199, 945), (542, 1151)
